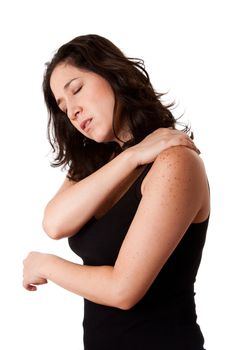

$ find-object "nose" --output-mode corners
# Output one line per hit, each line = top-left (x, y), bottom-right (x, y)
(67, 102), (82, 121)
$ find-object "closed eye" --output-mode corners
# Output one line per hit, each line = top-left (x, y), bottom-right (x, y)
(73, 86), (82, 95)
(58, 85), (82, 114)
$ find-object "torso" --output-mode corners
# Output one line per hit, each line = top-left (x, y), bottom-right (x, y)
(94, 164), (148, 220)
(68, 153), (209, 350)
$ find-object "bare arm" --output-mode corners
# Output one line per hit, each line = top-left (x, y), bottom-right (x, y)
(23, 147), (209, 309)
(43, 149), (137, 239)
(43, 128), (199, 239)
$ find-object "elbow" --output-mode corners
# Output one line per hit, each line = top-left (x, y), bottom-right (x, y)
(42, 203), (73, 239)
(116, 296), (138, 311)
(117, 300), (137, 311)
(42, 214), (78, 240)
(42, 215), (64, 240)
(113, 287), (140, 311)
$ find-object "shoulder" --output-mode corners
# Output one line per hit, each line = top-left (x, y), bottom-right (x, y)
(142, 146), (207, 195)
(155, 144), (203, 168)
(138, 146), (209, 224)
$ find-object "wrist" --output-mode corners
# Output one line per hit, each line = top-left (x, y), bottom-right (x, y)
(39, 253), (56, 279)
(122, 147), (138, 169)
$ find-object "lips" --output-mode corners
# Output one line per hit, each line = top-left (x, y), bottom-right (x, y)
(80, 118), (92, 131)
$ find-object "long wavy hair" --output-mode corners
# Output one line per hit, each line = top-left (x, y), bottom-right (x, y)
(43, 34), (186, 181)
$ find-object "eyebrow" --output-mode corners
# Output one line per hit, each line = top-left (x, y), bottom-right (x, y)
(56, 77), (80, 107)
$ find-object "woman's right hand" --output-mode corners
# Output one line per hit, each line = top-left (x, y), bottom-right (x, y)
(128, 128), (200, 167)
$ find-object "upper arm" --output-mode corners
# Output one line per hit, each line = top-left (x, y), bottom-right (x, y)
(54, 176), (77, 196)
(113, 147), (207, 309)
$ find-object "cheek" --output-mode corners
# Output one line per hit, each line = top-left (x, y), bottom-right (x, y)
(104, 97), (115, 124)
(96, 83), (115, 113)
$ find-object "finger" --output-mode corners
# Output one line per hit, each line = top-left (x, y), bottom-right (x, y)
(23, 281), (37, 291)
(186, 140), (201, 154)
(33, 279), (48, 285)
(27, 285), (37, 291)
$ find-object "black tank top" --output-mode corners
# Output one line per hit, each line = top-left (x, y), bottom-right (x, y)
(68, 164), (208, 350)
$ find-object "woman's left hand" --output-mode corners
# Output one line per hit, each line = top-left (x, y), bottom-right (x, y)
(23, 252), (48, 291)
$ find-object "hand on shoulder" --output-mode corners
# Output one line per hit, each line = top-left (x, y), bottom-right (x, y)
(129, 128), (200, 167)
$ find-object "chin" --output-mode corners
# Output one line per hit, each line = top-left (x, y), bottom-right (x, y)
(92, 131), (115, 144)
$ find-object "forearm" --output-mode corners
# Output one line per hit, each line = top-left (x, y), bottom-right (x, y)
(41, 254), (122, 308)
(43, 148), (137, 239)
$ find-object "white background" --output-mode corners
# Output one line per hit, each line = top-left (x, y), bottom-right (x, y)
(0, 1), (232, 349)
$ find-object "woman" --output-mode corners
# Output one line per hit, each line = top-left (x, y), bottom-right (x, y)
(23, 34), (209, 349)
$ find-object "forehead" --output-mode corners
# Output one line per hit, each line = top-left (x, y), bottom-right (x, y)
(50, 63), (85, 96)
